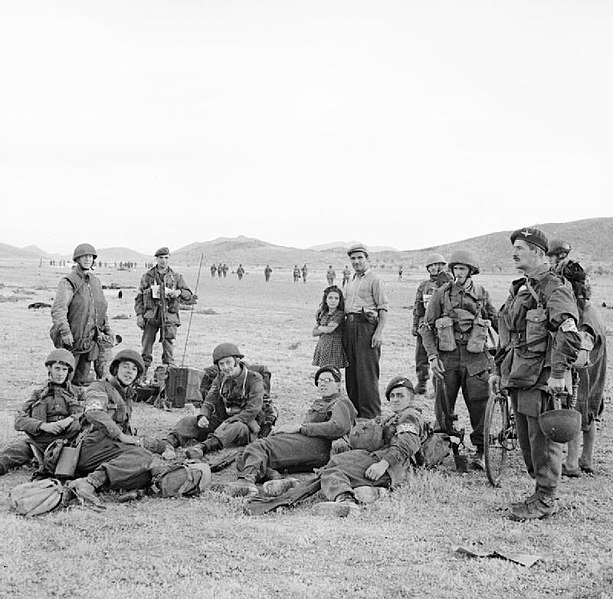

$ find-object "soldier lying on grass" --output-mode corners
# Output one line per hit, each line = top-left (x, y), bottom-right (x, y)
(226, 365), (357, 497)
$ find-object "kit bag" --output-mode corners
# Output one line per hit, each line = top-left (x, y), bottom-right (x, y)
(9, 478), (65, 517)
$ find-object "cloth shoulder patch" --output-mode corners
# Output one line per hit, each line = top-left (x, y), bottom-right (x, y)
(560, 318), (578, 333)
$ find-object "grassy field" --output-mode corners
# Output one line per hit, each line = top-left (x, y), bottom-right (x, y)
(0, 261), (612, 599)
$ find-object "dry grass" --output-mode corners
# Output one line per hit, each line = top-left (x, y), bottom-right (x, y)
(0, 262), (612, 599)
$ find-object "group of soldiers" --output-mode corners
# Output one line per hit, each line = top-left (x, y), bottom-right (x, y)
(0, 228), (607, 521)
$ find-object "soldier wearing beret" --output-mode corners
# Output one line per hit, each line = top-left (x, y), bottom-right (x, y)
(227, 365), (357, 497)
(490, 227), (581, 520)
(135, 247), (193, 379)
(317, 376), (428, 513)
(342, 243), (389, 419)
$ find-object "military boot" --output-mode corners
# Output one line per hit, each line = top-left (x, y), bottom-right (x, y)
(509, 492), (558, 521)
(226, 478), (258, 498)
(262, 478), (299, 497)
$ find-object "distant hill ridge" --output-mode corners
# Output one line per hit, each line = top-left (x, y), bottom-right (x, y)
(1, 217), (611, 270)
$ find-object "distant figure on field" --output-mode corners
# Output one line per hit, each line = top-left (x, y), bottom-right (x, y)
(134, 247), (193, 379)
(210, 264), (217, 278)
(50, 243), (113, 386)
(342, 265), (351, 287)
(398, 265), (403, 280)
(293, 265), (301, 283)
(312, 286), (348, 369)
(301, 264), (308, 283)
(326, 265), (336, 286)
(264, 265), (273, 282)
(237, 264), (245, 280)
(222, 263), (229, 278)
(342, 243), (388, 419)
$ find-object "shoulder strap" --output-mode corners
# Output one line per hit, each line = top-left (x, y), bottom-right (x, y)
(524, 279), (542, 307)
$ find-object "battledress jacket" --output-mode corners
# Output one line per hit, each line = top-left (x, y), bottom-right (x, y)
(14, 381), (82, 444)
(81, 378), (136, 438)
(134, 266), (193, 327)
(372, 406), (427, 487)
(412, 271), (454, 333)
(50, 265), (109, 354)
(495, 266), (581, 417)
(199, 364), (264, 425)
(299, 392), (357, 439)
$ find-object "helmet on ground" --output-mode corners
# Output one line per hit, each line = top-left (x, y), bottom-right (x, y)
(45, 349), (75, 372)
(546, 239), (571, 257)
(538, 408), (581, 443)
(448, 250), (480, 275)
(110, 349), (145, 377)
(73, 243), (98, 261)
(212, 343), (244, 365)
(425, 253), (446, 268)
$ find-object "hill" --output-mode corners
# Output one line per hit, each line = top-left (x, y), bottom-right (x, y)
(95, 247), (150, 264)
(0, 243), (56, 260)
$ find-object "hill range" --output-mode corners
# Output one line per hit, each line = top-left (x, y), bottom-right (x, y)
(1, 217), (611, 271)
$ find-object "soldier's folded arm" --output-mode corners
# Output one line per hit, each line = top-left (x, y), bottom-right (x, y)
(14, 391), (47, 435)
(82, 388), (123, 439)
(299, 400), (355, 439)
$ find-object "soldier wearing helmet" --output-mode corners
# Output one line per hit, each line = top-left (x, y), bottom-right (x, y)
(419, 249), (498, 470)
(50, 243), (112, 386)
(412, 253), (453, 394)
(226, 365), (357, 498)
(0, 350), (82, 476)
(165, 343), (267, 458)
(135, 247), (193, 380)
(68, 348), (169, 502)
(489, 227), (581, 521)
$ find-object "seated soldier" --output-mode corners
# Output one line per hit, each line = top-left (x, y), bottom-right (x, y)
(226, 365), (357, 497)
(316, 376), (427, 514)
(165, 343), (266, 458)
(0, 349), (82, 476)
(68, 349), (167, 501)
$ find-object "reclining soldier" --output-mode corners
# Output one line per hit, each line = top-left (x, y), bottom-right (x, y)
(0, 349), (82, 476)
(165, 343), (267, 458)
(316, 376), (427, 514)
(227, 365), (357, 497)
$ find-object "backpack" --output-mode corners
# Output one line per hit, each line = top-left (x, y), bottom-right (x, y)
(417, 431), (452, 468)
(9, 478), (66, 517)
(152, 462), (212, 498)
(348, 420), (384, 451)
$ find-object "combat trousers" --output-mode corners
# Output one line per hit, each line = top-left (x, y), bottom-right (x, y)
(77, 430), (159, 490)
(73, 353), (94, 386)
(343, 316), (381, 419)
(168, 415), (252, 449)
(435, 346), (490, 450)
(236, 433), (331, 482)
(415, 335), (429, 385)
(321, 449), (391, 501)
(141, 323), (176, 369)
(511, 391), (562, 494)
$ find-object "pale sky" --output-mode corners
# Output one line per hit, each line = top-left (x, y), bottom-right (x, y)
(1, 0), (612, 255)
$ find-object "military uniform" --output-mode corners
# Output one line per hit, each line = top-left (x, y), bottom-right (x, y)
(342, 267), (351, 287)
(412, 271), (453, 390)
(326, 267), (336, 286)
(77, 378), (161, 490)
(134, 265), (193, 370)
(235, 392), (356, 482)
(420, 278), (497, 451)
(321, 405), (427, 500)
(0, 381), (81, 475)
(264, 265), (273, 282)
(496, 264), (581, 499)
(168, 363), (265, 450)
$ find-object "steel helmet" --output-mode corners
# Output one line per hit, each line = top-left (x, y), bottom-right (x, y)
(546, 239), (572, 257)
(425, 253), (447, 268)
(45, 349), (75, 372)
(73, 243), (98, 261)
(448, 250), (480, 275)
(109, 349), (145, 377)
(212, 343), (244, 365)
(538, 408), (581, 443)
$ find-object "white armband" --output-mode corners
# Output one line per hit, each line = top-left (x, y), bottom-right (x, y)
(559, 318), (578, 333)
(396, 422), (419, 435)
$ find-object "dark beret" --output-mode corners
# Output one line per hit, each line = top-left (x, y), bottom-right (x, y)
(154, 247), (170, 257)
(509, 227), (548, 252)
(314, 365), (342, 385)
(385, 376), (415, 400)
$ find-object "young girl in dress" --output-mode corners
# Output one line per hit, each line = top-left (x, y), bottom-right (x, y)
(312, 285), (348, 369)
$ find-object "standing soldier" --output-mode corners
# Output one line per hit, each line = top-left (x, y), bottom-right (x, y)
(342, 265), (351, 287)
(293, 265), (301, 283)
(222, 264), (229, 278)
(412, 254), (453, 394)
(50, 243), (113, 386)
(301, 264), (308, 283)
(217, 263), (223, 278)
(326, 265), (336, 286)
(342, 243), (388, 419)
(210, 264), (217, 278)
(135, 247), (193, 380)
(419, 250), (497, 470)
(398, 265), (403, 280)
(237, 265), (245, 280)
(264, 264), (273, 282)
(489, 228), (581, 520)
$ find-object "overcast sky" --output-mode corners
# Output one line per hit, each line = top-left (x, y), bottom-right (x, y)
(1, 1), (612, 255)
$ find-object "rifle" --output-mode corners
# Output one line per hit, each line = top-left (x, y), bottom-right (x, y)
(434, 376), (468, 473)
(244, 476), (322, 516)
(208, 449), (239, 473)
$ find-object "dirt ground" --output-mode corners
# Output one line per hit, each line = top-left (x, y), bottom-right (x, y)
(0, 261), (612, 599)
